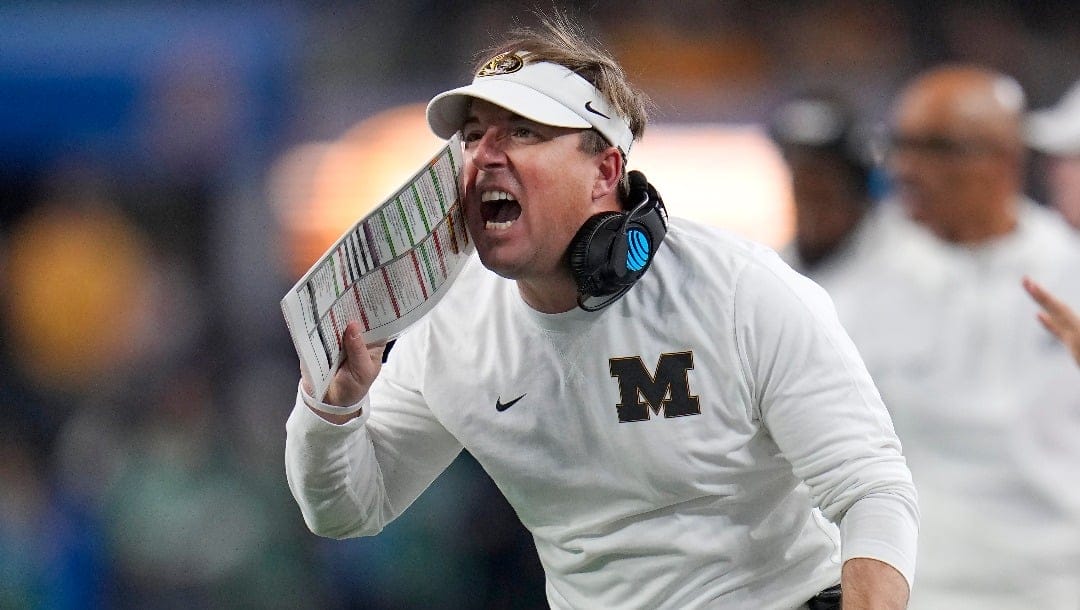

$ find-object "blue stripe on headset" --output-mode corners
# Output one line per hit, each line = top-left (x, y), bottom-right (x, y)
(626, 229), (650, 271)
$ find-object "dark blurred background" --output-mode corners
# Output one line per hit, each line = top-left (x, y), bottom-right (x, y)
(1, 2), (1077, 608)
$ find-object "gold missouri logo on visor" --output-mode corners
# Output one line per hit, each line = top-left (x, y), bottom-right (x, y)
(477, 52), (524, 77)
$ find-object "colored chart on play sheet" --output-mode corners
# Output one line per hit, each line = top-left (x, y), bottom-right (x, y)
(281, 135), (473, 399)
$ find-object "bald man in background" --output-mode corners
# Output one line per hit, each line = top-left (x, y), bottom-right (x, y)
(826, 65), (1080, 609)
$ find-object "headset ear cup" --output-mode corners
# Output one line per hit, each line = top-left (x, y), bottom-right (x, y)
(569, 211), (624, 298)
(570, 172), (668, 309)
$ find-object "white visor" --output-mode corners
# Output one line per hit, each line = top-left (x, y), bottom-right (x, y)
(426, 52), (635, 156)
(1026, 80), (1080, 156)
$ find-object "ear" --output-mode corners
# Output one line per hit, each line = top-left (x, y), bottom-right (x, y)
(592, 146), (624, 202)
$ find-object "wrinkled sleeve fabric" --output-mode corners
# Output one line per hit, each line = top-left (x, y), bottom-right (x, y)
(285, 326), (463, 540)
(732, 252), (919, 589)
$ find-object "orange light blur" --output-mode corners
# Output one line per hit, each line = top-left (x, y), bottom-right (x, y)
(272, 104), (445, 278)
(3, 202), (155, 391)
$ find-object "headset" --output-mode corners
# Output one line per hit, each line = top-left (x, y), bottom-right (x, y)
(569, 170), (669, 311)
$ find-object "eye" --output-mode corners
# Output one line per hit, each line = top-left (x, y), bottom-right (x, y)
(462, 128), (483, 146)
(510, 123), (544, 142)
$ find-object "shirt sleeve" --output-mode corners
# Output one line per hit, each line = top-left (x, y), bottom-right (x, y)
(732, 252), (920, 589)
(285, 325), (463, 539)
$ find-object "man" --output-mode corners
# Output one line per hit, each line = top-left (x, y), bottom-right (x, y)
(285, 15), (917, 609)
(768, 92), (876, 285)
(1026, 78), (1080, 230)
(831, 65), (1080, 609)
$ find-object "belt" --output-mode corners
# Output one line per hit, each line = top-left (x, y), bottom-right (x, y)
(806, 584), (841, 610)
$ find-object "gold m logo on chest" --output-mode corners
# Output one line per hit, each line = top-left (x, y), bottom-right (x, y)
(608, 351), (700, 422)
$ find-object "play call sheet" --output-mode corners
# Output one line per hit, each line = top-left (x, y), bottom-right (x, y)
(281, 135), (473, 400)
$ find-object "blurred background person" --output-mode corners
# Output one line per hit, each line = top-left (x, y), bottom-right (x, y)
(830, 65), (1080, 609)
(1026, 78), (1080, 230)
(767, 91), (879, 287)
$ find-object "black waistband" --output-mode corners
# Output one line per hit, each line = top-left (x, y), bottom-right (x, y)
(806, 584), (841, 610)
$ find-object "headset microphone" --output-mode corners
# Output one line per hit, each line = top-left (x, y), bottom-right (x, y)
(569, 170), (668, 311)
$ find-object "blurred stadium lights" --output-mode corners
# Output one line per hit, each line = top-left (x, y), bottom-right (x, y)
(3, 201), (158, 392)
(272, 104), (793, 278)
(269, 104), (445, 278)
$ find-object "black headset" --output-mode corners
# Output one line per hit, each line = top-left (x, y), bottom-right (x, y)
(569, 170), (668, 311)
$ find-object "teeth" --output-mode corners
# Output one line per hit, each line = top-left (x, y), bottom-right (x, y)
(481, 191), (515, 202)
(485, 220), (515, 230)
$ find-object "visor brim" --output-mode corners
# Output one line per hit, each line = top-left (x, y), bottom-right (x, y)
(427, 79), (593, 139)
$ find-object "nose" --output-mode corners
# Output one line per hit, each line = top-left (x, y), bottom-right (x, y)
(469, 127), (508, 171)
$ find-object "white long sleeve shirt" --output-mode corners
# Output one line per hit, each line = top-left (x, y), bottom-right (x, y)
(828, 200), (1080, 609)
(286, 218), (918, 609)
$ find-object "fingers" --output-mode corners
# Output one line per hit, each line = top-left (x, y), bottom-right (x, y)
(320, 322), (386, 407)
(1036, 311), (1067, 340)
(1024, 277), (1080, 329)
(1024, 277), (1080, 366)
(1024, 278), (1065, 340)
(1023, 276), (1071, 319)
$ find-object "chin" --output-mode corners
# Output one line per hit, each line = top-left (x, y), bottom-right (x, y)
(476, 248), (524, 280)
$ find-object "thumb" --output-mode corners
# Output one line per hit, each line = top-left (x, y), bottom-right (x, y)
(341, 321), (388, 388)
(341, 322), (381, 387)
(322, 322), (380, 407)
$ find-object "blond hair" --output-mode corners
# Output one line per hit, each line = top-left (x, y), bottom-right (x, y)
(473, 10), (650, 155)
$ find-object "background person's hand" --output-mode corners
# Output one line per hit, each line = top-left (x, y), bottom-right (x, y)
(300, 320), (387, 423)
(1024, 276), (1080, 367)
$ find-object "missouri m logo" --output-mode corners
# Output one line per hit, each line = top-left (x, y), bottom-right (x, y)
(609, 351), (700, 422)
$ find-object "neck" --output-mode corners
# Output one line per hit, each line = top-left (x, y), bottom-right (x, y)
(517, 274), (581, 314)
(946, 197), (1019, 245)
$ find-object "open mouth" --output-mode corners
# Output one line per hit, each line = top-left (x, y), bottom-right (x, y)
(481, 190), (522, 230)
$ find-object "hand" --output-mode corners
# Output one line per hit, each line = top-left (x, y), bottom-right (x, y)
(1023, 276), (1080, 366)
(300, 321), (387, 423)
